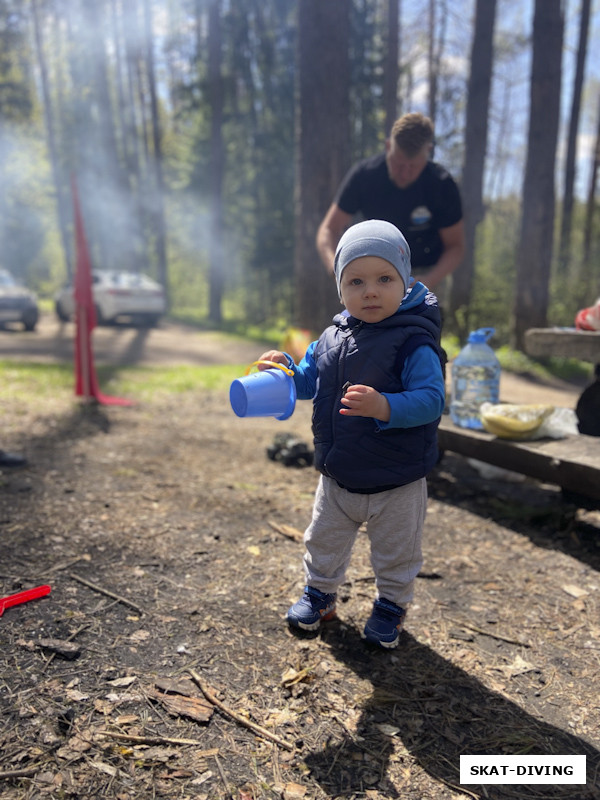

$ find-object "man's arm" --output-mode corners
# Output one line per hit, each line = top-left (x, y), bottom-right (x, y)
(415, 219), (465, 290)
(316, 203), (353, 275)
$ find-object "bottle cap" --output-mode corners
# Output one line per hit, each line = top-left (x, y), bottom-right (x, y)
(467, 327), (495, 344)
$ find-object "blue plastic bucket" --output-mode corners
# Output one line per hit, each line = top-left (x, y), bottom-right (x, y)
(230, 361), (296, 421)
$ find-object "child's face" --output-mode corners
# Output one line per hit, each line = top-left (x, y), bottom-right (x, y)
(340, 256), (406, 323)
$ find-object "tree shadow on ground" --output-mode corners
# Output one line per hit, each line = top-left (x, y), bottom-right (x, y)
(428, 454), (600, 573)
(303, 623), (599, 799)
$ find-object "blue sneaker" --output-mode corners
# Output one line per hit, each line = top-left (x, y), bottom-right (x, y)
(362, 598), (406, 649)
(286, 586), (337, 631)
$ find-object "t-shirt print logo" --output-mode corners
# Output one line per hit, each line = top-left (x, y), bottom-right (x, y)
(411, 205), (432, 227)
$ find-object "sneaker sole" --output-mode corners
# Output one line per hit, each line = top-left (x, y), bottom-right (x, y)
(361, 628), (400, 649)
(287, 608), (336, 631)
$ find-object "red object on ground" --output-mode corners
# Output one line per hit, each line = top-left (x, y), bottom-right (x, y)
(71, 175), (133, 406)
(0, 585), (51, 617)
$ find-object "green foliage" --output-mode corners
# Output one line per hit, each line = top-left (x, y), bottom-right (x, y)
(349, 0), (384, 159)
(2, 0), (600, 350)
(440, 338), (592, 385)
(495, 347), (592, 384)
(0, 2), (53, 289)
(462, 197), (521, 345)
(0, 0), (33, 122)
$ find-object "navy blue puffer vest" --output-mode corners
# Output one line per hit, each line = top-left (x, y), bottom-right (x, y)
(312, 305), (442, 492)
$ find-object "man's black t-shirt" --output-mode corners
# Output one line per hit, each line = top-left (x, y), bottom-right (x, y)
(335, 153), (462, 269)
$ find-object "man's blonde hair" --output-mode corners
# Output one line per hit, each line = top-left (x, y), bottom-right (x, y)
(390, 112), (434, 158)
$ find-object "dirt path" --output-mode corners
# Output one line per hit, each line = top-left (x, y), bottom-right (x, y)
(0, 312), (264, 367)
(0, 322), (598, 800)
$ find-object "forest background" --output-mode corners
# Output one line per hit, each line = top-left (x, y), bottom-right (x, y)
(1, 0), (600, 352)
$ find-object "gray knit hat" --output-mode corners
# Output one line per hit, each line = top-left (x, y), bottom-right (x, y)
(334, 219), (411, 299)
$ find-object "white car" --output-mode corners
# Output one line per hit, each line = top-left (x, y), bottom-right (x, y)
(0, 269), (39, 331)
(55, 270), (166, 327)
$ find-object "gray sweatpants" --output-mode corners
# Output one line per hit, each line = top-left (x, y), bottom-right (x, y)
(303, 475), (426, 607)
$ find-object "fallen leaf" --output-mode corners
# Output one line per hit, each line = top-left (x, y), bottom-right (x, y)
(283, 783), (307, 800)
(107, 676), (137, 687)
(132, 746), (178, 763)
(65, 689), (89, 702)
(561, 584), (589, 599)
(129, 630), (151, 643)
(497, 654), (539, 678)
(90, 759), (119, 778)
(376, 723), (400, 736)
(56, 733), (93, 761)
(34, 639), (81, 660)
(281, 667), (312, 687)
(482, 582), (502, 592)
(247, 545), (260, 557)
(94, 699), (114, 715)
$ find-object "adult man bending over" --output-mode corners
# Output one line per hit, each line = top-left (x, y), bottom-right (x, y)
(316, 112), (464, 294)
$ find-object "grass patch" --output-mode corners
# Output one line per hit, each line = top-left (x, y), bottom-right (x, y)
(0, 361), (73, 399)
(98, 363), (244, 400)
(495, 347), (592, 384)
(0, 360), (247, 404)
(1, 336), (591, 410)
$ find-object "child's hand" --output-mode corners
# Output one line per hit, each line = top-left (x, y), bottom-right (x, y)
(340, 384), (390, 421)
(256, 350), (289, 370)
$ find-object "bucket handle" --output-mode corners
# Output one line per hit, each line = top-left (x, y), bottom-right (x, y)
(245, 360), (294, 377)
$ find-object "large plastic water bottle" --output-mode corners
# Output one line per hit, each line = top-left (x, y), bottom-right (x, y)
(450, 328), (500, 430)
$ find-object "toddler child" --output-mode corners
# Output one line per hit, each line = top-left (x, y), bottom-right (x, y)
(258, 219), (445, 648)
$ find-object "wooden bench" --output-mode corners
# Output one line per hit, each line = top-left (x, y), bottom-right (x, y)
(437, 416), (600, 503)
(524, 327), (600, 362)
(438, 328), (600, 504)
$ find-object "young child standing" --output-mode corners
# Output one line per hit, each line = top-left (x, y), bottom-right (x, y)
(258, 219), (445, 648)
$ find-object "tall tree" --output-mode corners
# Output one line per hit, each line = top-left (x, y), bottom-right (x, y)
(449, 0), (496, 337)
(31, 0), (73, 279)
(0, 0), (44, 283)
(383, 0), (400, 136)
(427, 0), (447, 126)
(558, 0), (591, 273)
(582, 91), (600, 295)
(81, 0), (128, 272)
(295, 0), (350, 332)
(142, 0), (169, 300)
(513, 0), (563, 349)
(207, 0), (224, 324)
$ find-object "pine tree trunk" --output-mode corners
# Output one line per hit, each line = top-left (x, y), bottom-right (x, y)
(294, 0), (350, 332)
(31, 0), (73, 280)
(208, 0), (224, 325)
(513, 0), (563, 350)
(384, 0), (400, 136)
(449, 0), (496, 337)
(582, 93), (600, 300)
(558, 0), (591, 274)
(142, 0), (169, 303)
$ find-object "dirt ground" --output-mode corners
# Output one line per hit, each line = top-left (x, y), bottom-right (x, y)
(0, 327), (599, 800)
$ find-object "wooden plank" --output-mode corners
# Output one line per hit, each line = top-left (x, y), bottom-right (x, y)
(437, 416), (600, 502)
(524, 328), (600, 362)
